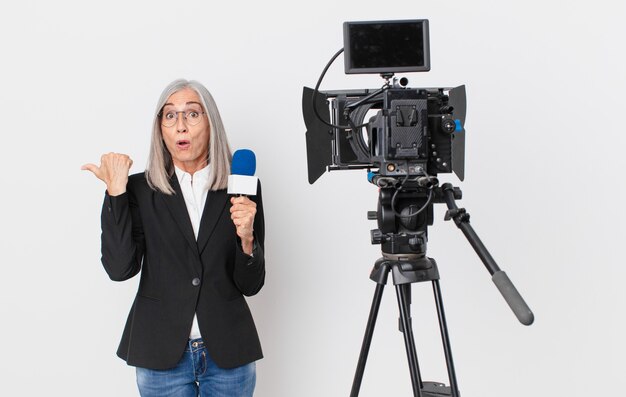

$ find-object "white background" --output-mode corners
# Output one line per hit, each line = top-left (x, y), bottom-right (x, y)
(1, 1), (624, 396)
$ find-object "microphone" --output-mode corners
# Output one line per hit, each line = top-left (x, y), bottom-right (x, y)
(228, 149), (258, 196)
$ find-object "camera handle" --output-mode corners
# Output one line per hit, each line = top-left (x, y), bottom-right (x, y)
(440, 183), (535, 326)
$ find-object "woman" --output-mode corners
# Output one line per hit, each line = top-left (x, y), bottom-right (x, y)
(82, 79), (265, 397)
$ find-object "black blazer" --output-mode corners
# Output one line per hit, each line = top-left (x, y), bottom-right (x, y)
(100, 172), (265, 370)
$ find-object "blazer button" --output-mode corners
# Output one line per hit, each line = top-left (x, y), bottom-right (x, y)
(192, 278), (201, 286)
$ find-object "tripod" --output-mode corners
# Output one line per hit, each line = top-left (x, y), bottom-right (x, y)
(350, 183), (534, 397)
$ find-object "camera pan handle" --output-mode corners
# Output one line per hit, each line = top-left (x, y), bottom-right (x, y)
(441, 184), (535, 326)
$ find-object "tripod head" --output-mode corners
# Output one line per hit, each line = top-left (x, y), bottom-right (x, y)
(367, 177), (534, 326)
(368, 178), (461, 258)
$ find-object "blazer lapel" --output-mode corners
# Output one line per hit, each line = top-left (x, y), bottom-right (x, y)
(161, 174), (199, 255)
(197, 189), (229, 256)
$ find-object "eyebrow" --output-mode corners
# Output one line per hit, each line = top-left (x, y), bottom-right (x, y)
(163, 101), (203, 107)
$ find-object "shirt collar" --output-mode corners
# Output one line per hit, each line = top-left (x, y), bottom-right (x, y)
(174, 164), (210, 184)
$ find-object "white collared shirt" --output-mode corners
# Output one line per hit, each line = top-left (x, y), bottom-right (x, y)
(174, 164), (210, 340)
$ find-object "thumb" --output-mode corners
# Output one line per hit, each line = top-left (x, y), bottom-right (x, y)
(81, 163), (101, 177)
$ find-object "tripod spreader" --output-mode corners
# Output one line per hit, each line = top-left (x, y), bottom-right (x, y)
(440, 183), (534, 326)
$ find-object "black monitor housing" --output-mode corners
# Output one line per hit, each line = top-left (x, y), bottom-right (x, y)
(344, 19), (430, 75)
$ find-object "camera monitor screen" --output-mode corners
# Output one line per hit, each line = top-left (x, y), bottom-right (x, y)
(343, 19), (430, 74)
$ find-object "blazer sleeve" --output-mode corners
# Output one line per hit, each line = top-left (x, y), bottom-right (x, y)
(233, 180), (265, 296)
(100, 187), (145, 282)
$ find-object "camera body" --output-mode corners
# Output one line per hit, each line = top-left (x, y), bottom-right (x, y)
(303, 19), (466, 185)
(333, 85), (465, 180)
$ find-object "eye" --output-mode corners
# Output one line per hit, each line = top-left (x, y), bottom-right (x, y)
(188, 111), (200, 119)
(164, 111), (176, 120)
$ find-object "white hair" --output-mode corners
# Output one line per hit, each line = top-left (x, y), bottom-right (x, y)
(146, 79), (232, 194)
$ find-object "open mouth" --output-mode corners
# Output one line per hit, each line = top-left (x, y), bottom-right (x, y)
(176, 140), (190, 149)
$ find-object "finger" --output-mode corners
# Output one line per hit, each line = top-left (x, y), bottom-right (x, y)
(231, 211), (254, 221)
(230, 202), (257, 212)
(231, 196), (254, 205)
(232, 216), (254, 227)
(101, 153), (132, 165)
(236, 223), (253, 231)
(232, 208), (255, 216)
(232, 219), (254, 231)
(231, 212), (256, 222)
(81, 163), (96, 171)
(81, 163), (100, 176)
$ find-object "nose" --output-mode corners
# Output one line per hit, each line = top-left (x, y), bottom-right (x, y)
(176, 112), (188, 133)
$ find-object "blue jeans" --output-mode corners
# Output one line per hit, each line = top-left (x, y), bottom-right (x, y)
(136, 338), (256, 397)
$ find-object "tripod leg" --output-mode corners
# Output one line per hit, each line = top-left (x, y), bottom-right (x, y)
(432, 280), (460, 397)
(396, 284), (424, 397)
(350, 283), (385, 397)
